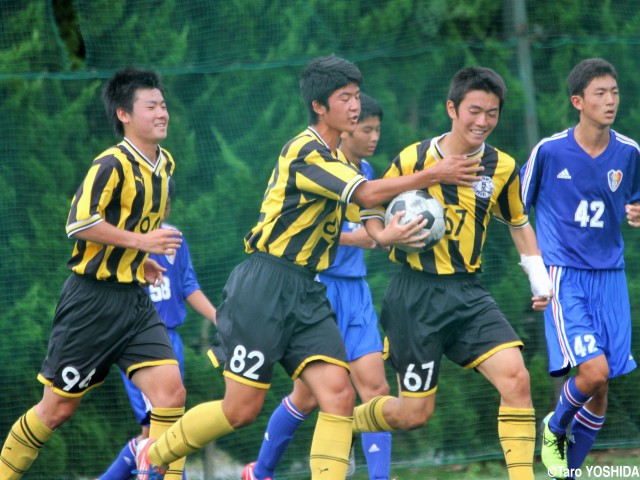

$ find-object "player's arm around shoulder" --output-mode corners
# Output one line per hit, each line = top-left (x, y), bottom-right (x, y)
(351, 156), (483, 209)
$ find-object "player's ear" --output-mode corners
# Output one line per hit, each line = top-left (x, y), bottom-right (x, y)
(446, 100), (457, 120)
(570, 95), (583, 111)
(312, 99), (326, 117)
(116, 107), (130, 124)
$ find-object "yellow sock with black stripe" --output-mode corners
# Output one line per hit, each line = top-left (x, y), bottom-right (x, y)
(352, 396), (395, 433)
(149, 407), (186, 479)
(310, 412), (352, 480)
(498, 406), (535, 480)
(149, 401), (234, 467)
(0, 407), (54, 479)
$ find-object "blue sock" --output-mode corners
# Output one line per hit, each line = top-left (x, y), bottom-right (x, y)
(99, 437), (137, 480)
(567, 407), (604, 471)
(254, 396), (307, 479)
(549, 377), (591, 435)
(361, 431), (392, 480)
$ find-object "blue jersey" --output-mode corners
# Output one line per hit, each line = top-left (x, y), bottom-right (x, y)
(322, 160), (375, 279)
(145, 223), (201, 329)
(521, 127), (640, 270)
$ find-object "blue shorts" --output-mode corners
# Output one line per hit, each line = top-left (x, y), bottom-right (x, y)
(120, 328), (184, 426)
(546, 267), (637, 378)
(317, 274), (383, 362)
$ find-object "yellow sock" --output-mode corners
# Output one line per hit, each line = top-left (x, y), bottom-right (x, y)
(149, 407), (186, 480)
(498, 406), (535, 480)
(352, 396), (395, 433)
(149, 401), (234, 467)
(310, 412), (352, 480)
(0, 407), (54, 480)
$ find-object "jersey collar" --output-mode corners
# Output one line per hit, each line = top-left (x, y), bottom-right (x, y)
(431, 133), (485, 161)
(121, 137), (166, 174)
(306, 126), (347, 163)
(307, 126), (331, 150)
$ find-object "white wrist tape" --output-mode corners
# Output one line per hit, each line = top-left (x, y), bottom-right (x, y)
(519, 254), (552, 298)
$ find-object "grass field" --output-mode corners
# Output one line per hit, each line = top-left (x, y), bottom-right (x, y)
(186, 448), (640, 479)
(347, 449), (640, 479)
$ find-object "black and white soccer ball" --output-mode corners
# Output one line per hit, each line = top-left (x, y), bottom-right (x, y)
(384, 190), (446, 252)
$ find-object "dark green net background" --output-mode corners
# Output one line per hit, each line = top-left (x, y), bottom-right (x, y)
(1, 1), (639, 478)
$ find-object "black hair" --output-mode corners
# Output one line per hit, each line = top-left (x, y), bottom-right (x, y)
(300, 54), (362, 125)
(567, 58), (618, 97)
(447, 66), (507, 113)
(359, 93), (383, 122)
(102, 66), (166, 136)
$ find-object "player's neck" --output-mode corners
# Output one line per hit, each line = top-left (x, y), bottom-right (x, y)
(310, 123), (340, 153)
(438, 132), (480, 157)
(124, 136), (160, 165)
(573, 122), (611, 158)
(340, 148), (362, 166)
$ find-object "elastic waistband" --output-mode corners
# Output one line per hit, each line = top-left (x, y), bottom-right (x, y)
(252, 251), (316, 278)
(316, 272), (364, 281)
(70, 273), (141, 290)
(401, 264), (478, 282)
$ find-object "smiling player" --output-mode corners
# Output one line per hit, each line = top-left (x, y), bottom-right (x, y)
(134, 55), (485, 480)
(0, 67), (186, 480)
(353, 66), (552, 480)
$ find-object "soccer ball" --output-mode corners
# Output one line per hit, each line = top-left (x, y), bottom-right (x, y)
(384, 190), (446, 252)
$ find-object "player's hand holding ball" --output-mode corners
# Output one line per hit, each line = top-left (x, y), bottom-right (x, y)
(384, 190), (446, 253)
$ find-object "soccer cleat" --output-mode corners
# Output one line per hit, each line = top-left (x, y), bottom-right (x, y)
(541, 412), (567, 474)
(241, 462), (257, 480)
(134, 438), (167, 480)
(241, 461), (273, 480)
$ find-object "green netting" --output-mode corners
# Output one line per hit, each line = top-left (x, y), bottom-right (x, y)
(1, 1), (640, 478)
(0, 2), (69, 73)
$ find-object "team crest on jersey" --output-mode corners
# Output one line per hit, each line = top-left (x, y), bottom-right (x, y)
(608, 169), (623, 192)
(472, 176), (494, 198)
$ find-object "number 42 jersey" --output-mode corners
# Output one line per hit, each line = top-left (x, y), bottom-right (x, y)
(521, 127), (640, 270)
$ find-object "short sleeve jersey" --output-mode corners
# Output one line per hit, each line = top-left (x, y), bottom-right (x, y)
(244, 127), (366, 272)
(521, 127), (640, 269)
(66, 138), (174, 283)
(146, 223), (201, 329)
(374, 134), (528, 274)
(322, 159), (375, 278)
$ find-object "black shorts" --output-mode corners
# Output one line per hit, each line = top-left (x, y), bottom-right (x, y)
(381, 267), (522, 397)
(208, 252), (348, 388)
(39, 274), (177, 397)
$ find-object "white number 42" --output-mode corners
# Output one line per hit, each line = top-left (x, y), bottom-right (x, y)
(574, 334), (597, 358)
(574, 200), (605, 228)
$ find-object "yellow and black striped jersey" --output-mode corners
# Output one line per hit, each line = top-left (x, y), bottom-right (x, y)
(66, 139), (175, 283)
(245, 127), (366, 272)
(376, 134), (528, 274)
